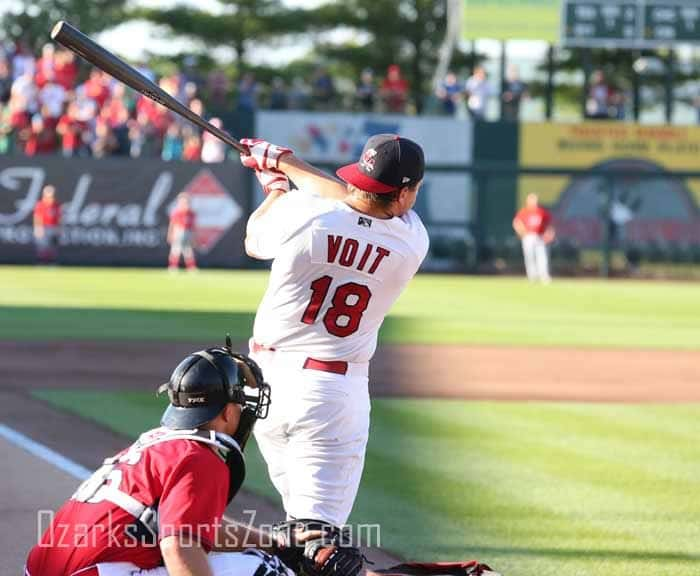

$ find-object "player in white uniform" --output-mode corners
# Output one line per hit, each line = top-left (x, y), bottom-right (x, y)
(238, 134), (429, 533)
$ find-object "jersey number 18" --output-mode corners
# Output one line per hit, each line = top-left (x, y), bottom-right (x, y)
(301, 275), (372, 337)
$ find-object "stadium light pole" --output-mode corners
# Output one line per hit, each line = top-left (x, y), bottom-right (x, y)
(432, 0), (463, 91)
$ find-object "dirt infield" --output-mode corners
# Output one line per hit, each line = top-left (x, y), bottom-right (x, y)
(2, 340), (699, 402)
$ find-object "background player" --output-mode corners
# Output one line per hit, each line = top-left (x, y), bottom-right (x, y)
(25, 342), (275, 576)
(239, 134), (429, 553)
(512, 193), (555, 283)
(33, 184), (62, 264)
(167, 192), (198, 271)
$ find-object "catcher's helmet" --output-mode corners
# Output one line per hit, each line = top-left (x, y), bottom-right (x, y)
(158, 341), (270, 432)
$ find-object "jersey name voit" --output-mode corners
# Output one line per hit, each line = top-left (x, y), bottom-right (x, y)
(249, 191), (429, 363)
(326, 234), (390, 275)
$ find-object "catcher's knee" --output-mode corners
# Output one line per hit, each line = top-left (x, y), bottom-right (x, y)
(271, 519), (364, 576)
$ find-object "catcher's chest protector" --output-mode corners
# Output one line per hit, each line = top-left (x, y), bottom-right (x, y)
(72, 428), (245, 539)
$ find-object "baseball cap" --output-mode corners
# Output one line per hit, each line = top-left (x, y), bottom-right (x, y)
(158, 349), (240, 430)
(336, 134), (425, 194)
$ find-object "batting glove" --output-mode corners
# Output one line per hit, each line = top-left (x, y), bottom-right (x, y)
(240, 138), (292, 171)
(255, 169), (290, 195)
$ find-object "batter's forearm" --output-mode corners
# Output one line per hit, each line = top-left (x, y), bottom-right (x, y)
(278, 154), (347, 199)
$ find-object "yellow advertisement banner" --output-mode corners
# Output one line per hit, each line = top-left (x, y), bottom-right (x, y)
(519, 122), (700, 246)
(522, 122), (700, 170)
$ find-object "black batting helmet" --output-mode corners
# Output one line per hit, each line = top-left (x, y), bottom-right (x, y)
(158, 341), (270, 434)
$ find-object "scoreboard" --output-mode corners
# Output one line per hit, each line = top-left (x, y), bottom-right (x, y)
(562, 0), (700, 47)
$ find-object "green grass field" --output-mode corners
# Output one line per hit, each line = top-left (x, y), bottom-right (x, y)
(1, 266), (699, 348)
(4, 266), (700, 576)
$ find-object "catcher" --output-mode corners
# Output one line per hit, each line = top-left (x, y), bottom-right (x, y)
(24, 338), (368, 576)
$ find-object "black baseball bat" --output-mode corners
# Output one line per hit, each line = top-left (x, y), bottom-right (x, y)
(50, 20), (248, 154)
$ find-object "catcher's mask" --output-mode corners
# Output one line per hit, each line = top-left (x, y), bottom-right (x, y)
(158, 336), (270, 450)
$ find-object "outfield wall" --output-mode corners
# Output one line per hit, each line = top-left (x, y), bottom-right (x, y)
(2, 115), (700, 272)
(0, 157), (250, 267)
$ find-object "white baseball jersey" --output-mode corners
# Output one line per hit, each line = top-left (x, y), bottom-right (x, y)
(246, 189), (429, 363)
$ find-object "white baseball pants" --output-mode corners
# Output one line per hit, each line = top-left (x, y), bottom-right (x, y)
(250, 348), (371, 527)
(521, 233), (551, 282)
(91, 549), (293, 576)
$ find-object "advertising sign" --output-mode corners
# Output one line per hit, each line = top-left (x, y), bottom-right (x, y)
(0, 157), (249, 266)
(520, 122), (700, 246)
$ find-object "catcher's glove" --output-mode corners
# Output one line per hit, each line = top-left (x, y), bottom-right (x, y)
(271, 519), (364, 576)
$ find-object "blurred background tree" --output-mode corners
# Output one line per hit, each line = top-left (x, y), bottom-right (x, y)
(1, 0), (127, 50)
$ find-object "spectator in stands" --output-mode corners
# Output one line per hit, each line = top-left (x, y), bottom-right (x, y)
(136, 86), (172, 137)
(35, 43), (56, 89)
(288, 77), (310, 110)
(201, 117), (226, 163)
(586, 70), (612, 120)
(355, 68), (376, 112)
(501, 65), (528, 121)
(183, 80), (198, 105)
(435, 71), (461, 115)
(311, 66), (336, 110)
(11, 69), (38, 115)
(57, 101), (85, 157)
(38, 80), (66, 120)
(168, 192), (197, 271)
(0, 58), (12, 103)
(11, 40), (35, 81)
(183, 131), (202, 161)
(181, 55), (204, 92)
(268, 77), (288, 110)
(112, 111), (131, 156)
(33, 185), (62, 265)
(128, 110), (161, 158)
(8, 94), (32, 152)
(53, 50), (78, 90)
(207, 69), (230, 110)
(24, 113), (57, 156)
(162, 123), (184, 161)
(82, 69), (110, 108)
(380, 64), (408, 113)
(465, 66), (492, 120)
(608, 88), (626, 120)
(237, 72), (259, 112)
(91, 120), (118, 158)
(0, 104), (13, 154)
(101, 83), (130, 128)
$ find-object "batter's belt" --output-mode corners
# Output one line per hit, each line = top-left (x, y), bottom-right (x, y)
(249, 340), (368, 378)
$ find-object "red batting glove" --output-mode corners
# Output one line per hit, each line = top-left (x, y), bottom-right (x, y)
(255, 169), (290, 195)
(240, 138), (292, 171)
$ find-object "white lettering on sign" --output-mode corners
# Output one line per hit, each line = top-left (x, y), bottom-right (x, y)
(0, 164), (238, 254)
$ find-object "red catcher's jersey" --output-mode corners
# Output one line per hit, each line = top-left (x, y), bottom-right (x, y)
(515, 206), (551, 236)
(170, 207), (196, 230)
(34, 199), (62, 227)
(26, 428), (230, 576)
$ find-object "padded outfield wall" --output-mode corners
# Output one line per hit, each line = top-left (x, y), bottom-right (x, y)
(0, 157), (250, 267)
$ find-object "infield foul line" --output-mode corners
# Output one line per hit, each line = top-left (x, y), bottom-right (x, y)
(0, 422), (91, 481)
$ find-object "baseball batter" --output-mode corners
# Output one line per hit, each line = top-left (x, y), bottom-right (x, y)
(512, 193), (555, 283)
(239, 135), (429, 536)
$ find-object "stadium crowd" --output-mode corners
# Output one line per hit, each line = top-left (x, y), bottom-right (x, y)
(0, 40), (417, 160)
